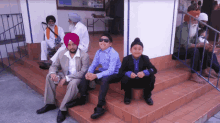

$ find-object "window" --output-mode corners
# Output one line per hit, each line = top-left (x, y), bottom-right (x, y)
(56, 0), (105, 11)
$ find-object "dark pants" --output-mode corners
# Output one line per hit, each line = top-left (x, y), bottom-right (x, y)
(80, 70), (121, 106)
(121, 75), (155, 99)
(173, 48), (202, 73)
(173, 47), (220, 73)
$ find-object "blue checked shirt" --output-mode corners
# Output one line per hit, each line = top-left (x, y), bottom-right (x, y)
(88, 47), (121, 79)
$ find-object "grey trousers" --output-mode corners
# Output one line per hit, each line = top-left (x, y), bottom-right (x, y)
(44, 73), (81, 111)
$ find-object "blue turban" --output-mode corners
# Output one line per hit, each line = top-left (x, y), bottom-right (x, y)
(68, 13), (81, 22)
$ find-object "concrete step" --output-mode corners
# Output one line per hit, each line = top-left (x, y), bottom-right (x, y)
(88, 79), (218, 122)
(155, 89), (220, 123)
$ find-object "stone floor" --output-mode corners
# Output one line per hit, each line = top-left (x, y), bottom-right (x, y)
(0, 67), (219, 123)
(0, 68), (78, 123)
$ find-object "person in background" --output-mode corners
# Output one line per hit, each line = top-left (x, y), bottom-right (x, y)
(198, 13), (208, 30)
(36, 33), (89, 123)
(68, 13), (90, 53)
(119, 38), (157, 105)
(38, 15), (65, 69)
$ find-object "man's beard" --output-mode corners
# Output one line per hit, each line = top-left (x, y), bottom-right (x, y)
(189, 24), (198, 38)
(69, 24), (75, 32)
(69, 48), (77, 54)
(48, 24), (55, 28)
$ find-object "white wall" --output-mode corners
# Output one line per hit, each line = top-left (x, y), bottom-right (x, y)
(124, 0), (178, 59)
(20, 0), (58, 43)
(57, 10), (106, 33)
(0, 0), (23, 40)
(0, 42), (25, 58)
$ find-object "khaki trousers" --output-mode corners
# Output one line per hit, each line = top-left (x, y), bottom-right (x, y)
(44, 73), (81, 111)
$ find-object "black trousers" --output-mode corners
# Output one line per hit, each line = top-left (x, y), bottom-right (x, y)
(121, 75), (155, 99)
(173, 47), (219, 73)
(80, 70), (121, 106)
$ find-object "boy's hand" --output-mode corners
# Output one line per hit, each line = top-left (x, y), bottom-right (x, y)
(88, 74), (97, 81)
(130, 72), (137, 79)
(137, 71), (145, 78)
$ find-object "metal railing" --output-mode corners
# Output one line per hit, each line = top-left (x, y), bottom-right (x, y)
(173, 10), (220, 91)
(0, 13), (28, 73)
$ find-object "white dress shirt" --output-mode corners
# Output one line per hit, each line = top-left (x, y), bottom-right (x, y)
(71, 22), (90, 52)
(64, 49), (80, 82)
(44, 25), (65, 44)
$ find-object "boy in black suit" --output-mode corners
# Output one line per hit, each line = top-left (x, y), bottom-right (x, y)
(119, 38), (157, 105)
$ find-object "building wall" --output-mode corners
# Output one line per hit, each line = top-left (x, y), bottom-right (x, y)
(124, 0), (178, 59)
(0, 0), (22, 40)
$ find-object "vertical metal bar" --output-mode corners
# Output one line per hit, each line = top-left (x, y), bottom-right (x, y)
(1, 15), (11, 66)
(200, 26), (209, 75)
(16, 14), (21, 35)
(191, 20), (199, 70)
(93, 19), (94, 36)
(6, 14), (16, 60)
(208, 32), (217, 81)
(185, 17), (191, 63)
(170, 0), (176, 55)
(20, 14), (27, 54)
(127, 0), (130, 56)
(177, 12), (184, 59)
(26, 0), (34, 44)
(0, 34), (4, 68)
(12, 14), (22, 58)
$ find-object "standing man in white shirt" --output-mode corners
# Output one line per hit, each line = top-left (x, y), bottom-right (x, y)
(68, 13), (90, 53)
(36, 33), (89, 123)
(38, 15), (66, 69)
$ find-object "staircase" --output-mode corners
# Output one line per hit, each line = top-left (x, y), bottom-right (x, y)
(1, 46), (220, 123)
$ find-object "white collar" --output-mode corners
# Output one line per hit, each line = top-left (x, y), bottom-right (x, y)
(64, 49), (80, 59)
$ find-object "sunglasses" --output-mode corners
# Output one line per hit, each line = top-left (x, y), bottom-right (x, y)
(99, 39), (110, 43)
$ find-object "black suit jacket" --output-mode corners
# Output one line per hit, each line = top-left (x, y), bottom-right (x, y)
(119, 55), (157, 89)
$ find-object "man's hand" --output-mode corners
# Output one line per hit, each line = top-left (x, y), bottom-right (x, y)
(50, 73), (57, 81)
(130, 72), (137, 79)
(85, 72), (92, 80)
(58, 78), (66, 87)
(88, 74), (97, 81)
(55, 44), (61, 50)
(137, 71), (145, 78)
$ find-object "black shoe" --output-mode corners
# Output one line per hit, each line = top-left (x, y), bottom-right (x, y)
(57, 110), (67, 123)
(65, 99), (79, 108)
(145, 97), (153, 105)
(91, 107), (106, 119)
(38, 61), (51, 70)
(36, 104), (56, 114)
(124, 97), (131, 105)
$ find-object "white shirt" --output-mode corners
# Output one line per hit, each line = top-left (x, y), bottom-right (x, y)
(64, 49), (80, 82)
(199, 36), (209, 44)
(44, 25), (65, 44)
(71, 22), (90, 52)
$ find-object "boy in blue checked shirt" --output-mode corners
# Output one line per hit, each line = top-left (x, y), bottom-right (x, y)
(72, 32), (121, 119)
(119, 38), (157, 105)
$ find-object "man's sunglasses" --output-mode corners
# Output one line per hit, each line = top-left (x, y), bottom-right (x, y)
(99, 39), (110, 43)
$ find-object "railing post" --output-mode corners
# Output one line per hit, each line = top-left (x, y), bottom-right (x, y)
(200, 26), (209, 75)
(1, 15), (11, 65)
(20, 14), (27, 53)
(11, 14), (22, 58)
(16, 14), (21, 36)
(6, 14), (16, 60)
(185, 17), (191, 63)
(208, 32), (217, 81)
(191, 20), (199, 73)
